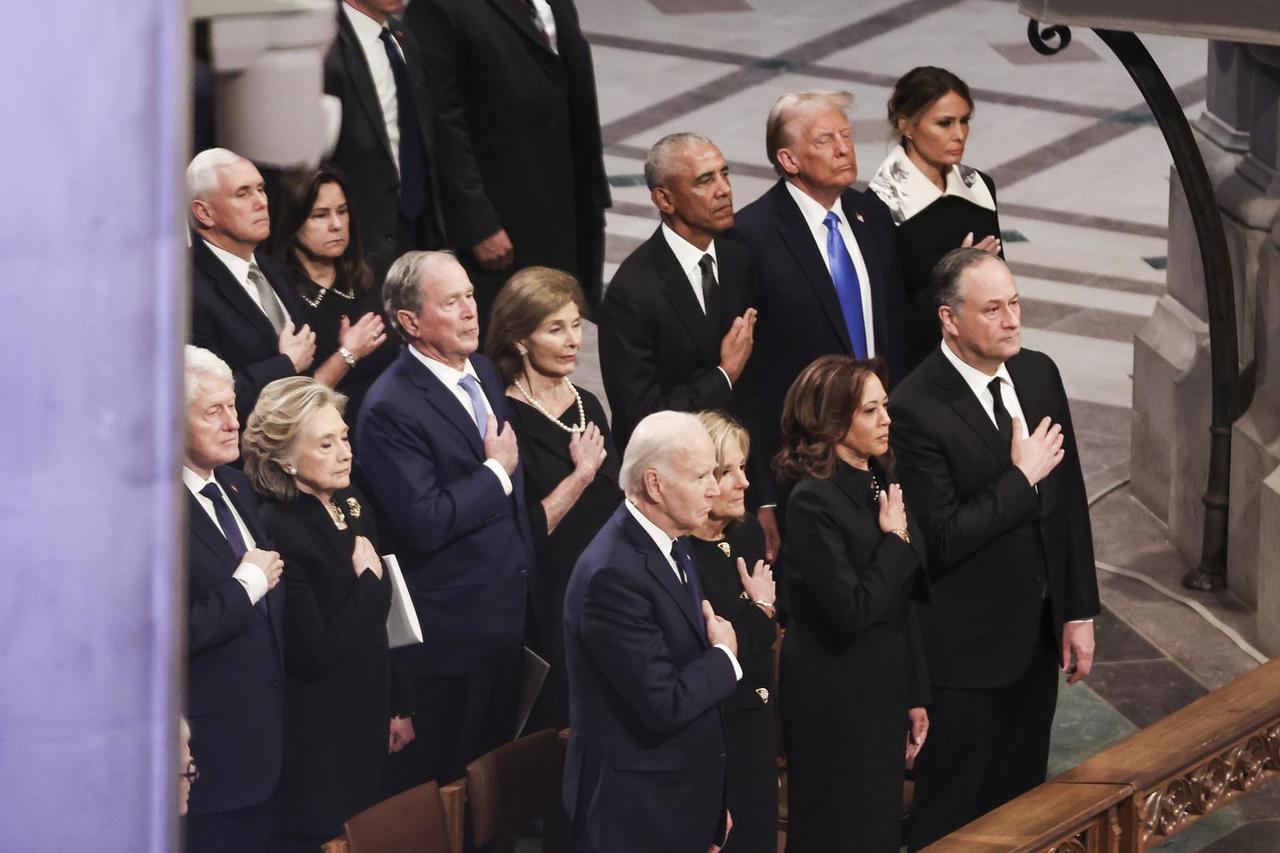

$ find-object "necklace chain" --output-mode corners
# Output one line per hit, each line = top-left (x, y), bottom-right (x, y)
(301, 281), (356, 309)
(513, 376), (586, 433)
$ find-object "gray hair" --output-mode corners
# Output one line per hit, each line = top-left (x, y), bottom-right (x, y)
(186, 148), (243, 226)
(241, 377), (348, 502)
(383, 250), (461, 341)
(930, 247), (1003, 312)
(620, 410), (708, 500)
(184, 345), (233, 406)
(765, 90), (853, 176)
(644, 132), (715, 190)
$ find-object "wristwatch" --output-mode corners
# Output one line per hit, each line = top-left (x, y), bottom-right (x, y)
(338, 347), (357, 367)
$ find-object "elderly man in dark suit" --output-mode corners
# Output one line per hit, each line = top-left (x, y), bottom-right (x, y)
(889, 249), (1099, 850)
(188, 148), (315, 417)
(324, 0), (446, 280)
(728, 90), (906, 495)
(181, 345), (286, 853)
(355, 250), (534, 790)
(563, 410), (744, 853)
(405, 0), (610, 324)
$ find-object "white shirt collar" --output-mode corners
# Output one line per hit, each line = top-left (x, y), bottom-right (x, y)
(624, 499), (676, 565)
(784, 180), (849, 235)
(660, 223), (717, 273)
(406, 344), (480, 387)
(203, 240), (255, 287)
(940, 339), (1014, 397)
(181, 465), (218, 499)
(867, 145), (997, 225)
(342, 0), (387, 44)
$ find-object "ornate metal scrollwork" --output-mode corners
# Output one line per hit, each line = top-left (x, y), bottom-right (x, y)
(1027, 19), (1072, 55)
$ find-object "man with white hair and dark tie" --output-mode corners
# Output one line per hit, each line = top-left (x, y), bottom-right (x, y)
(188, 147), (316, 417)
(562, 410), (747, 853)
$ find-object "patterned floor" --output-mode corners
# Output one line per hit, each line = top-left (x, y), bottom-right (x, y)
(565, 0), (1278, 846)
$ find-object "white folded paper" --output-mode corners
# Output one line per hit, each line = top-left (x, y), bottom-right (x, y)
(382, 554), (423, 649)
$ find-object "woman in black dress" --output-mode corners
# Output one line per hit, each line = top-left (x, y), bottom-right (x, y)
(268, 166), (395, 422)
(242, 378), (413, 852)
(868, 67), (1003, 374)
(689, 411), (778, 853)
(485, 266), (621, 729)
(774, 355), (931, 853)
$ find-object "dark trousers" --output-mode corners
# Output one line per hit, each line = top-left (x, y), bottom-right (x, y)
(187, 799), (274, 853)
(905, 614), (1059, 851)
(387, 657), (522, 793)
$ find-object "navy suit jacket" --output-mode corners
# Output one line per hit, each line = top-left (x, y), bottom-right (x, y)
(355, 349), (533, 677)
(562, 505), (738, 853)
(190, 236), (307, 418)
(185, 464), (285, 815)
(727, 180), (906, 466)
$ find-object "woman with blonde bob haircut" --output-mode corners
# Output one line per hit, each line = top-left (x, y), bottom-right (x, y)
(242, 377), (413, 851)
(484, 266), (620, 728)
(687, 410), (778, 853)
(773, 355), (930, 853)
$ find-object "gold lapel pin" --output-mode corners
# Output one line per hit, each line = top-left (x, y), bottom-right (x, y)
(717, 542), (732, 557)
(756, 688), (770, 704)
(346, 497), (363, 518)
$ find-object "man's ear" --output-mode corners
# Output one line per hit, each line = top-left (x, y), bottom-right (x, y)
(396, 309), (419, 339)
(642, 468), (663, 503)
(775, 148), (800, 177)
(191, 199), (215, 229)
(938, 304), (958, 339)
(651, 186), (675, 216)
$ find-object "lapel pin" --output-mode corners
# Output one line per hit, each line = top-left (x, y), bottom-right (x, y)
(855, 212), (865, 223)
(717, 542), (732, 558)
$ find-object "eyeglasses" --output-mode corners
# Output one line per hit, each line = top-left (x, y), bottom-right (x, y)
(180, 761), (200, 783)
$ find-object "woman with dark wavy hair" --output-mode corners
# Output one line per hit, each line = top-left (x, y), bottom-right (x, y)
(774, 354), (930, 853)
(269, 166), (396, 422)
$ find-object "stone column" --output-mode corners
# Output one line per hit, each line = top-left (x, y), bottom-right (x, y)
(0, 0), (186, 849)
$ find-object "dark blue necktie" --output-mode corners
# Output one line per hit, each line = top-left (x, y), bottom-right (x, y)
(200, 482), (267, 615)
(670, 541), (706, 624)
(379, 27), (426, 222)
(823, 211), (869, 358)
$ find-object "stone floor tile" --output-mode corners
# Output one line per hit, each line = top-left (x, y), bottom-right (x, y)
(1048, 676), (1137, 777)
(1093, 606), (1165, 663)
(1084, 659), (1207, 728)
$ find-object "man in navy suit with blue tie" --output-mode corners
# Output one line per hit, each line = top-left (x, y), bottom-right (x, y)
(562, 411), (744, 853)
(356, 251), (534, 790)
(181, 345), (285, 853)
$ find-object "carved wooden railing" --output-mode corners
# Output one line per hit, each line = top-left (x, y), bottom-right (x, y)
(925, 657), (1280, 852)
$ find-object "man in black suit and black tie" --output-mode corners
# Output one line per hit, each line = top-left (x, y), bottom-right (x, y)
(888, 248), (1100, 850)
(325, 0), (446, 280)
(729, 90), (906, 536)
(181, 345), (286, 853)
(188, 148), (316, 417)
(598, 133), (777, 549)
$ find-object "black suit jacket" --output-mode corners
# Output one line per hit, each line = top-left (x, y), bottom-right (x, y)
(406, 0), (610, 303)
(355, 349), (533, 677)
(562, 506), (738, 853)
(190, 237), (307, 421)
(185, 465), (285, 815)
(598, 228), (773, 504)
(888, 347), (1100, 689)
(324, 7), (446, 278)
(728, 180), (906, 467)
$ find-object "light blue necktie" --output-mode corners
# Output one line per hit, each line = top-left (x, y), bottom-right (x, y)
(457, 373), (489, 437)
(823, 211), (869, 358)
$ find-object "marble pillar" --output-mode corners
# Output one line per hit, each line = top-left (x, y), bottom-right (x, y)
(0, 0), (186, 849)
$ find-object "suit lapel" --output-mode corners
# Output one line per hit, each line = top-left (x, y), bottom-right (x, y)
(770, 182), (854, 353)
(193, 239), (279, 345)
(651, 230), (720, 366)
(488, 0), (556, 55)
(931, 352), (1010, 463)
(618, 510), (706, 646)
(402, 351), (487, 459)
(1005, 352), (1054, 501)
(215, 470), (283, 645)
(336, 12), (396, 165)
(187, 489), (237, 565)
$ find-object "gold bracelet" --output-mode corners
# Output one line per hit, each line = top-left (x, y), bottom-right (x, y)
(890, 527), (911, 544)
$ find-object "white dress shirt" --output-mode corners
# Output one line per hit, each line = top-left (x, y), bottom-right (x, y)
(939, 340), (1029, 439)
(182, 466), (269, 605)
(406, 346), (513, 495)
(528, 0), (559, 52)
(784, 181), (877, 357)
(660, 223), (733, 390)
(202, 241), (293, 327)
(342, 1), (404, 175)
(623, 500), (743, 680)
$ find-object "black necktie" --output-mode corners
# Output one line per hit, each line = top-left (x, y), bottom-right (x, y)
(698, 254), (720, 327)
(378, 27), (426, 222)
(200, 482), (267, 615)
(988, 377), (1013, 444)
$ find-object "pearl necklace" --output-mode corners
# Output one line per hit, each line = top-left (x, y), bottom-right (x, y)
(513, 376), (586, 433)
